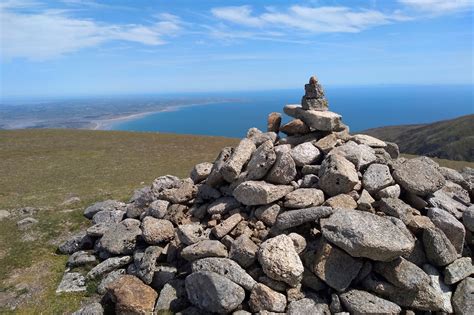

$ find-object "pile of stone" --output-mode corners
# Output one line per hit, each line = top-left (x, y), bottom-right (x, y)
(61, 76), (474, 315)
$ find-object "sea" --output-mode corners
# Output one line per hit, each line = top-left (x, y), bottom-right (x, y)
(110, 85), (473, 138)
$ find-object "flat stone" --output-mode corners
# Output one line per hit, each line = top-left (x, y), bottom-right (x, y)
(362, 163), (394, 194)
(273, 206), (333, 231)
(71, 302), (103, 315)
(265, 149), (297, 185)
(284, 188), (325, 209)
(56, 272), (86, 293)
(393, 157), (445, 196)
(221, 138), (256, 182)
(58, 231), (94, 254)
(313, 240), (363, 291)
(324, 194), (357, 209)
(255, 204), (281, 226)
(290, 142), (321, 167)
(340, 289), (401, 314)
(87, 256), (132, 280)
(284, 105), (342, 131)
(463, 205), (474, 232)
(377, 184), (401, 199)
(319, 154), (359, 196)
(246, 140), (276, 180)
(301, 96), (328, 111)
(177, 224), (210, 245)
(107, 275), (157, 315)
(86, 222), (111, 237)
(249, 283), (287, 312)
(352, 134), (386, 147)
(258, 234), (304, 287)
(377, 197), (415, 224)
(444, 257), (474, 285)
(67, 250), (96, 267)
(91, 210), (124, 225)
(84, 200), (125, 219)
(212, 213), (243, 238)
(181, 240), (228, 261)
(185, 271), (245, 313)
(321, 210), (415, 261)
(229, 234), (258, 268)
(423, 227), (457, 267)
(191, 257), (256, 291)
(141, 217), (174, 245)
(207, 196), (241, 215)
(233, 181), (293, 206)
(329, 141), (377, 170)
(146, 199), (169, 219)
(452, 277), (474, 315)
(427, 207), (465, 255)
(98, 219), (141, 255)
(280, 119), (310, 136)
(374, 257), (431, 290)
(267, 112), (281, 133)
(190, 162), (213, 184)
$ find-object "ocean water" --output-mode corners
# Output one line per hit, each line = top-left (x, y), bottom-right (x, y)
(111, 85), (473, 138)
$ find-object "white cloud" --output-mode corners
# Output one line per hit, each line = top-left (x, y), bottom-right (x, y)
(0, 3), (182, 60)
(398, 0), (473, 14)
(211, 5), (406, 34)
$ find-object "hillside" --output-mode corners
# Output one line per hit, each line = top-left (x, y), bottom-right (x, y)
(362, 114), (474, 162)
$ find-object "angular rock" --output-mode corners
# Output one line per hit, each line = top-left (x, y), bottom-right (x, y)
(464, 205), (474, 232)
(207, 147), (233, 187)
(98, 219), (142, 255)
(290, 142), (321, 167)
(177, 224), (210, 245)
(207, 196), (241, 215)
(16, 217), (38, 230)
(158, 179), (197, 204)
(273, 206), (333, 231)
(58, 231), (94, 254)
(146, 199), (169, 219)
(324, 194), (357, 210)
(181, 240), (228, 261)
(255, 204), (281, 226)
(284, 188), (324, 209)
(393, 157), (445, 196)
(229, 234), (258, 268)
(444, 257), (474, 285)
(362, 163), (394, 194)
(377, 197), (415, 224)
(135, 246), (162, 284)
(247, 128), (277, 146)
(107, 275), (157, 315)
(329, 141), (377, 170)
(288, 233), (307, 254)
(427, 207), (465, 255)
(56, 272), (86, 293)
(287, 297), (330, 315)
(71, 302), (103, 315)
(265, 149), (297, 185)
(423, 264), (453, 313)
(84, 199), (125, 219)
(312, 240), (363, 291)
(377, 184), (401, 199)
(258, 234), (304, 287)
(352, 134), (387, 147)
(267, 112), (282, 133)
(212, 213), (243, 238)
(249, 283), (287, 312)
(191, 257), (256, 290)
(357, 189), (375, 211)
(245, 140), (276, 180)
(284, 105), (342, 131)
(340, 289), (401, 314)
(87, 256), (132, 280)
(66, 250), (96, 268)
(423, 227), (457, 267)
(280, 119), (310, 136)
(321, 210), (415, 261)
(452, 277), (474, 315)
(98, 269), (126, 294)
(221, 138), (256, 182)
(318, 154), (359, 196)
(428, 189), (466, 219)
(154, 279), (188, 313)
(233, 181), (293, 206)
(141, 217), (174, 245)
(301, 96), (328, 111)
(374, 257), (431, 290)
(190, 162), (213, 184)
(185, 271), (245, 313)
(91, 210), (124, 225)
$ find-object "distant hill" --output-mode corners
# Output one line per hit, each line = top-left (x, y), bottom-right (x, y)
(362, 114), (474, 162)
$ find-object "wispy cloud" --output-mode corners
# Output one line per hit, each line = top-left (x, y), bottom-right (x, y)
(211, 5), (408, 34)
(0, 2), (182, 60)
(398, 0), (473, 14)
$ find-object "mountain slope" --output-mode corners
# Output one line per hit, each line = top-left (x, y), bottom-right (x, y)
(362, 114), (474, 162)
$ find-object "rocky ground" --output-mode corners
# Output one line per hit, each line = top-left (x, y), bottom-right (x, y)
(56, 77), (474, 314)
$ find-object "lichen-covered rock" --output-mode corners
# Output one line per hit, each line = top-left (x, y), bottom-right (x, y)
(463, 205), (474, 232)
(452, 277), (474, 315)
(374, 257), (431, 291)
(290, 142), (321, 167)
(362, 163), (394, 194)
(98, 219), (141, 255)
(229, 234), (258, 268)
(393, 157), (445, 196)
(245, 140), (277, 180)
(190, 162), (213, 184)
(177, 224), (210, 245)
(329, 141), (377, 170)
(185, 271), (245, 313)
(258, 234), (304, 287)
(423, 227), (457, 267)
(84, 200), (125, 219)
(221, 138), (256, 182)
(284, 188), (325, 209)
(318, 154), (359, 196)
(321, 210), (415, 261)
(444, 257), (474, 285)
(87, 256), (132, 280)
(273, 206), (333, 231)
(265, 149), (297, 185)
(233, 181), (294, 206)
(427, 207), (465, 255)
(340, 289), (401, 314)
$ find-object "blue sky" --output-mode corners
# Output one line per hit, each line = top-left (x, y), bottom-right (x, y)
(0, 0), (473, 98)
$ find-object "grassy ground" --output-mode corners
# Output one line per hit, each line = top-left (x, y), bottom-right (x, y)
(0, 129), (238, 314)
(0, 129), (472, 313)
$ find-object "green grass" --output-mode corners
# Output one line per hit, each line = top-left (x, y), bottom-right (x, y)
(0, 129), (238, 313)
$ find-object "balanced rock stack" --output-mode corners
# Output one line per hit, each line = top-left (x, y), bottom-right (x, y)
(61, 76), (474, 315)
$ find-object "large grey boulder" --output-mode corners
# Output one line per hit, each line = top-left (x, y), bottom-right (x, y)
(284, 105), (342, 131)
(290, 142), (321, 167)
(66, 250), (96, 268)
(84, 200), (125, 219)
(321, 210), (415, 261)
(423, 227), (457, 267)
(318, 154), (359, 196)
(463, 205), (474, 232)
(312, 240), (363, 291)
(185, 271), (245, 313)
(329, 141), (377, 170)
(141, 217), (174, 245)
(265, 148), (297, 185)
(56, 272), (86, 293)
(393, 157), (445, 196)
(273, 206), (333, 231)
(452, 277), (474, 315)
(233, 181), (293, 206)
(181, 240), (228, 261)
(258, 234), (304, 287)
(177, 224), (210, 245)
(377, 197), (415, 225)
(444, 257), (474, 285)
(190, 162), (213, 184)
(158, 178), (197, 204)
(229, 234), (258, 268)
(423, 264), (453, 313)
(91, 210), (125, 225)
(245, 140), (276, 180)
(427, 207), (465, 255)
(191, 257), (256, 290)
(221, 138), (256, 182)
(362, 163), (394, 194)
(98, 219), (141, 255)
(284, 188), (324, 209)
(374, 257), (431, 290)
(340, 289), (401, 314)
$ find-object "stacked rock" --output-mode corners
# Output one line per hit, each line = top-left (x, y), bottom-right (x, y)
(62, 76), (474, 315)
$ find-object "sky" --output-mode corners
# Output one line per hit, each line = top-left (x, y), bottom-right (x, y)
(0, 0), (473, 98)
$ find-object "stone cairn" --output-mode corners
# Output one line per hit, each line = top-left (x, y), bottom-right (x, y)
(60, 76), (474, 315)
